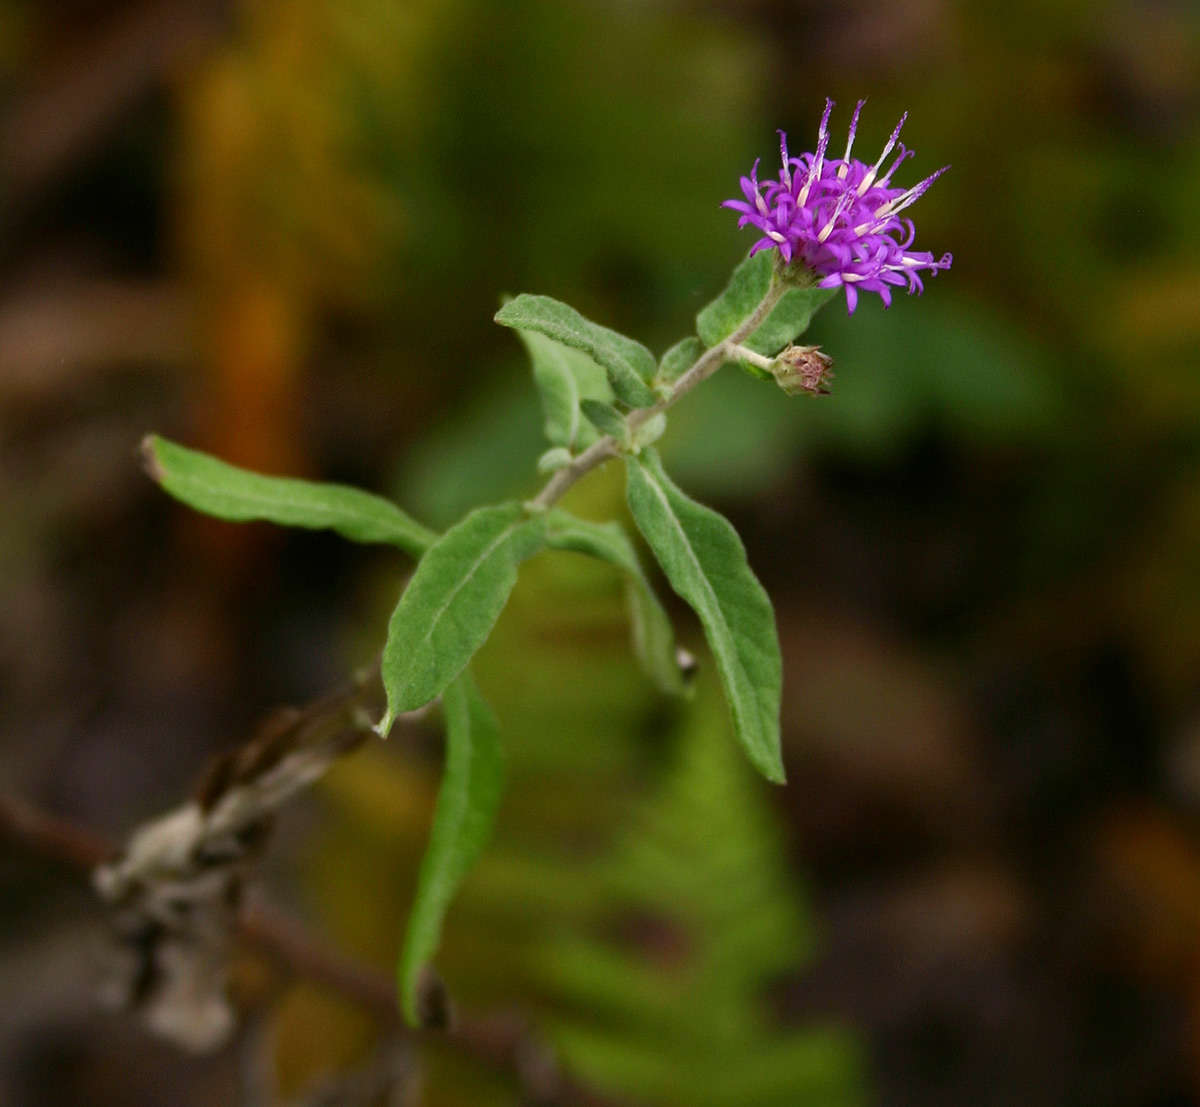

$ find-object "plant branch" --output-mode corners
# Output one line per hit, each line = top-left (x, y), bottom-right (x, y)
(529, 434), (619, 510)
(528, 279), (788, 510)
(0, 775), (624, 1106)
(0, 790), (111, 870)
(724, 343), (775, 371)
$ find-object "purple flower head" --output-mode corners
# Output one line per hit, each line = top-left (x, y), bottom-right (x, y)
(724, 100), (952, 313)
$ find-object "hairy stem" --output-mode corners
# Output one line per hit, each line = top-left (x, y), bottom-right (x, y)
(528, 435), (619, 510)
(724, 343), (775, 371)
(529, 279), (787, 510)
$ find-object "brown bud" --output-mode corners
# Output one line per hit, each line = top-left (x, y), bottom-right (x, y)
(772, 344), (834, 397)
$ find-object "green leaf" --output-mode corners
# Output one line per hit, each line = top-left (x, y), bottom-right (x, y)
(495, 294), (657, 409)
(142, 435), (437, 556)
(544, 511), (689, 696)
(537, 446), (573, 473)
(658, 336), (704, 384)
(624, 450), (784, 782)
(512, 326), (612, 449)
(742, 285), (838, 357)
(630, 412), (667, 451)
(378, 502), (545, 732)
(697, 252), (835, 359)
(397, 377), (542, 529)
(658, 367), (797, 497)
(398, 671), (504, 1026)
(579, 399), (629, 444)
(696, 251), (772, 348)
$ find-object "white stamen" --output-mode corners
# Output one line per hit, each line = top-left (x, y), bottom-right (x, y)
(798, 100), (834, 206)
(797, 168), (816, 206)
(858, 112), (908, 196)
(866, 165), (947, 224)
(816, 193), (852, 242)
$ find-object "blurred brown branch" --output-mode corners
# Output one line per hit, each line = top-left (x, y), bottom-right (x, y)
(0, 676), (623, 1107)
(0, 789), (111, 869)
(1, 0), (232, 205)
(0, 279), (194, 409)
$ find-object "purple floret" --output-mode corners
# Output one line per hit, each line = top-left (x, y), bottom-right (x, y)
(724, 100), (952, 313)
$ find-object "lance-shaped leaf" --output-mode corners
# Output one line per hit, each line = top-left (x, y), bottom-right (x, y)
(512, 326), (612, 449)
(624, 450), (784, 783)
(697, 253), (835, 359)
(142, 435), (437, 556)
(658, 335), (704, 384)
(741, 285), (838, 357)
(495, 294), (656, 409)
(399, 671), (504, 1026)
(377, 503), (545, 734)
(545, 511), (689, 696)
(697, 250), (773, 348)
(579, 399), (630, 445)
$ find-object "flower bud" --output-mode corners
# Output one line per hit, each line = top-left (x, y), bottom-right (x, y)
(771, 344), (833, 396)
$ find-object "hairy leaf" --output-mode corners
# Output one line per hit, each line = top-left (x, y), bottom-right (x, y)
(495, 295), (656, 408)
(399, 672), (504, 1026)
(545, 511), (689, 695)
(513, 326), (612, 449)
(537, 446), (573, 473)
(658, 336), (704, 384)
(579, 399), (630, 444)
(630, 412), (667, 451)
(697, 253), (834, 359)
(742, 285), (838, 357)
(624, 450), (783, 782)
(142, 435), (436, 556)
(378, 503), (545, 733)
(696, 251), (773, 348)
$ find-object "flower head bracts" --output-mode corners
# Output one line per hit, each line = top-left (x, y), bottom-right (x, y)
(724, 99), (952, 313)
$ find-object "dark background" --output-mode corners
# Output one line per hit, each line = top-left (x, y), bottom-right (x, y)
(3, 0), (1200, 1104)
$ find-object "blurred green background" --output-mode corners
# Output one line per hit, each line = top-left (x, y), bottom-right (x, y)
(3, 0), (1200, 1104)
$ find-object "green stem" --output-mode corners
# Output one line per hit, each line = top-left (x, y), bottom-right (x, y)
(723, 343), (775, 372)
(528, 279), (787, 511)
